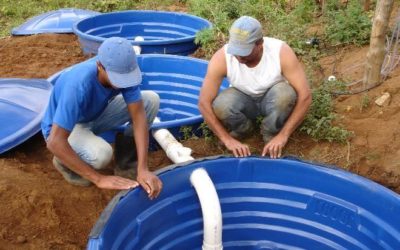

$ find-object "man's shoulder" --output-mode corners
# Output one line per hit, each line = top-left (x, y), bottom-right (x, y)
(208, 48), (227, 76)
(58, 59), (97, 83)
(53, 59), (98, 100)
(263, 37), (285, 47)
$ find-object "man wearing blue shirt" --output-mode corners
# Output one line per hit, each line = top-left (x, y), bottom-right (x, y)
(42, 37), (162, 198)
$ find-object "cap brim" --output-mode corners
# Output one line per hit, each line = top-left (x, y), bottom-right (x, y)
(107, 66), (142, 88)
(227, 43), (254, 57)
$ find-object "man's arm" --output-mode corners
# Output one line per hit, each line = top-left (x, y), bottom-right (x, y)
(198, 48), (251, 157)
(262, 43), (312, 158)
(46, 125), (138, 189)
(128, 101), (162, 199)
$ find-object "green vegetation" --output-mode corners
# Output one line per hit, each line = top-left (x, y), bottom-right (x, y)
(299, 80), (352, 143)
(198, 122), (216, 144)
(359, 94), (370, 112)
(179, 125), (194, 140)
(324, 1), (372, 46)
(0, 0), (371, 143)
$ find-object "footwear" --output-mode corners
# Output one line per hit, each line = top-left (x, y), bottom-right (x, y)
(52, 157), (92, 187)
(114, 133), (137, 180)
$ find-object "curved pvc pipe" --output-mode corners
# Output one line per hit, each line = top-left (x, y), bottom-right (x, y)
(151, 117), (194, 163)
(190, 168), (223, 250)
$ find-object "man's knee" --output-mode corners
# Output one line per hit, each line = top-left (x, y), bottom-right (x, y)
(142, 90), (160, 107)
(212, 88), (244, 120)
(264, 81), (297, 113)
(90, 143), (113, 170)
(276, 84), (296, 111)
(69, 126), (113, 170)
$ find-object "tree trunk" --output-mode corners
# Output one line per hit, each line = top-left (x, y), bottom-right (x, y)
(363, 0), (394, 89)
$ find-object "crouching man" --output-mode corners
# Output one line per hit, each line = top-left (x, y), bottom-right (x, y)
(41, 37), (162, 199)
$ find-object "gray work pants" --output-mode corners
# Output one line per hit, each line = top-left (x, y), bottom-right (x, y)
(212, 81), (296, 142)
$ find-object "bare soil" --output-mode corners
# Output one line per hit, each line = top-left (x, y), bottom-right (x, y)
(0, 33), (399, 249)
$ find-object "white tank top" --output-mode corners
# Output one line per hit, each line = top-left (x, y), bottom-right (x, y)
(225, 37), (286, 97)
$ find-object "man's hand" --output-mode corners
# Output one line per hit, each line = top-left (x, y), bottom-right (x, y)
(137, 170), (163, 200)
(94, 175), (139, 190)
(224, 137), (251, 157)
(262, 133), (289, 159)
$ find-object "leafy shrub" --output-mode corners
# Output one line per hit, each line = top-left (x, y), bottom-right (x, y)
(300, 80), (352, 143)
(179, 125), (194, 140)
(324, 1), (372, 46)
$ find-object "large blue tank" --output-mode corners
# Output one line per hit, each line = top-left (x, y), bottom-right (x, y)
(87, 156), (400, 249)
(73, 10), (212, 55)
(47, 55), (229, 142)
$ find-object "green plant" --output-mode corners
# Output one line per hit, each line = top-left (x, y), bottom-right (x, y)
(179, 125), (193, 140)
(198, 122), (216, 144)
(300, 80), (352, 143)
(290, 0), (318, 24)
(324, 1), (372, 46)
(359, 94), (370, 112)
(194, 28), (220, 59)
(189, 0), (316, 57)
(91, 0), (120, 12)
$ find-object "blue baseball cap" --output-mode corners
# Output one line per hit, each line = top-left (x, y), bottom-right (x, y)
(98, 37), (142, 88)
(227, 16), (263, 57)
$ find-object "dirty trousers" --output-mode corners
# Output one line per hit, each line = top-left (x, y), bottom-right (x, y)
(67, 91), (159, 169)
(212, 81), (296, 142)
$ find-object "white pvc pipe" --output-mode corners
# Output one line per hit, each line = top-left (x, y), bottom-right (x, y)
(133, 36), (144, 55)
(190, 168), (223, 250)
(151, 118), (194, 163)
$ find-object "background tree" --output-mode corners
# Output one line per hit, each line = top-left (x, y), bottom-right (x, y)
(363, 0), (394, 89)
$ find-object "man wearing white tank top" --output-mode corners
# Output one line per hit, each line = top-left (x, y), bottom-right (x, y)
(199, 16), (311, 159)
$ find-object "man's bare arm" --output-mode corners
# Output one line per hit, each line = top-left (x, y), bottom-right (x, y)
(128, 101), (162, 199)
(262, 43), (311, 158)
(198, 48), (251, 157)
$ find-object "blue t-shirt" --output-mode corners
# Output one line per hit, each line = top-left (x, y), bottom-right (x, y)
(41, 60), (141, 139)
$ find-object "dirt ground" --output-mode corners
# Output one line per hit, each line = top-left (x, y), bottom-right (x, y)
(0, 33), (399, 249)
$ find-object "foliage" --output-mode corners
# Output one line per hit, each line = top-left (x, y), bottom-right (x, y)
(194, 28), (220, 59)
(179, 125), (194, 140)
(359, 94), (370, 112)
(189, 0), (319, 57)
(300, 80), (352, 143)
(324, 1), (372, 46)
(198, 122), (216, 144)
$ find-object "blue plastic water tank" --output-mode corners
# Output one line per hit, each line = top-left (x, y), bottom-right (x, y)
(88, 156), (400, 249)
(47, 55), (228, 141)
(73, 10), (212, 55)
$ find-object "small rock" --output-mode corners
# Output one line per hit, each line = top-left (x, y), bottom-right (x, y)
(375, 92), (390, 106)
(16, 235), (27, 244)
(345, 106), (352, 112)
